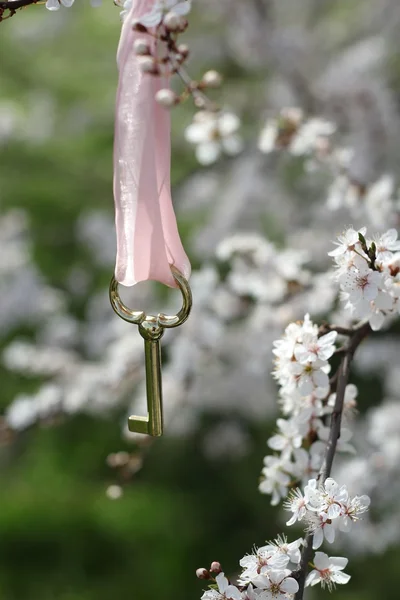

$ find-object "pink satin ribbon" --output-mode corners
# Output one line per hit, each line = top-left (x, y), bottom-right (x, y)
(113, 0), (191, 288)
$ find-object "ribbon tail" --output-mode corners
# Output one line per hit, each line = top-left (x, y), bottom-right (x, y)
(113, 2), (191, 288)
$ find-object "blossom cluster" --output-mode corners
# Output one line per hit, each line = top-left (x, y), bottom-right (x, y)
(258, 108), (337, 160)
(259, 314), (351, 506)
(199, 534), (353, 598)
(216, 233), (310, 304)
(198, 477), (369, 596)
(200, 538), (301, 600)
(257, 107), (400, 228)
(331, 227), (400, 331)
(284, 477), (370, 550)
(185, 110), (243, 166)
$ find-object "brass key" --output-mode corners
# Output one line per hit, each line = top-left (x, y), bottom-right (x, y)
(109, 266), (192, 437)
(132, 316), (164, 436)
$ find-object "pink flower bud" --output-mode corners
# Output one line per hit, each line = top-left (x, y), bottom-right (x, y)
(196, 568), (210, 580)
(137, 55), (158, 74)
(134, 38), (151, 56)
(210, 561), (222, 574)
(155, 88), (177, 108)
(202, 70), (222, 88)
(177, 43), (190, 59)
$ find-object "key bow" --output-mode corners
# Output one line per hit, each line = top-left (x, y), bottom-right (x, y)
(109, 266), (192, 436)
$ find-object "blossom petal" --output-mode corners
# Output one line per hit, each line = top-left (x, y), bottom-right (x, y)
(324, 523), (335, 544)
(312, 528), (323, 550)
(222, 134), (244, 156)
(370, 311), (385, 331)
(280, 577), (299, 594)
(330, 556), (348, 570)
(305, 570), (320, 587)
(46, 0), (61, 9)
(226, 585), (242, 600)
(332, 572), (351, 585)
(173, 0), (192, 16)
(216, 573), (229, 594)
(218, 112), (240, 136)
(313, 552), (330, 570)
(196, 142), (221, 165)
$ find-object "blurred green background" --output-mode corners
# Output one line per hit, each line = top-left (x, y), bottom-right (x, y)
(0, 2), (400, 599)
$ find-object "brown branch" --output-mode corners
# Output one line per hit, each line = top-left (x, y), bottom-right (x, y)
(294, 320), (371, 599)
(0, 0), (39, 8)
(318, 323), (354, 337)
(0, 0), (41, 20)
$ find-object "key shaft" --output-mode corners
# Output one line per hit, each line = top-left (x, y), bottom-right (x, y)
(128, 316), (164, 436)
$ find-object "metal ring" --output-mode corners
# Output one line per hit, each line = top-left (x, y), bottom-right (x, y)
(109, 265), (192, 328)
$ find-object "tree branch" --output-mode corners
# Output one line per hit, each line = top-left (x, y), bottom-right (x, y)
(0, 0), (39, 7)
(294, 321), (371, 599)
(0, 0), (40, 21)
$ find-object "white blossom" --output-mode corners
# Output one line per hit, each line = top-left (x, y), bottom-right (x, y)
(137, 0), (191, 28)
(289, 359), (330, 396)
(306, 552), (350, 590)
(239, 546), (289, 585)
(374, 228), (400, 263)
(259, 456), (291, 506)
(253, 570), (299, 599)
(328, 227), (367, 259)
(331, 227), (400, 330)
(289, 118), (336, 156)
(294, 330), (337, 363)
(284, 478), (370, 549)
(284, 488), (310, 526)
(267, 418), (303, 458)
(205, 574), (242, 600)
(185, 110), (243, 165)
(307, 512), (336, 550)
(264, 536), (303, 566)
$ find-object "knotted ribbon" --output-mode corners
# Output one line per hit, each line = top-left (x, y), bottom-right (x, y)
(113, 0), (191, 288)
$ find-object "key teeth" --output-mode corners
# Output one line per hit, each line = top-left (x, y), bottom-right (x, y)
(128, 415), (163, 436)
(128, 415), (150, 435)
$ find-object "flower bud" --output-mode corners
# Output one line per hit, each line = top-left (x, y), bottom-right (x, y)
(106, 485), (123, 500)
(155, 88), (177, 108)
(210, 561), (222, 575)
(194, 97), (206, 109)
(134, 38), (151, 56)
(176, 17), (188, 32)
(196, 568), (210, 580)
(201, 70), (222, 88)
(137, 55), (158, 74)
(163, 11), (181, 31)
(177, 43), (190, 59)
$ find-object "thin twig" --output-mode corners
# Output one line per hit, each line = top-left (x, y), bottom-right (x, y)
(0, 0), (38, 6)
(294, 321), (371, 599)
(175, 65), (218, 112)
(318, 323), (354, 337)
(0, 0), (40, 20)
